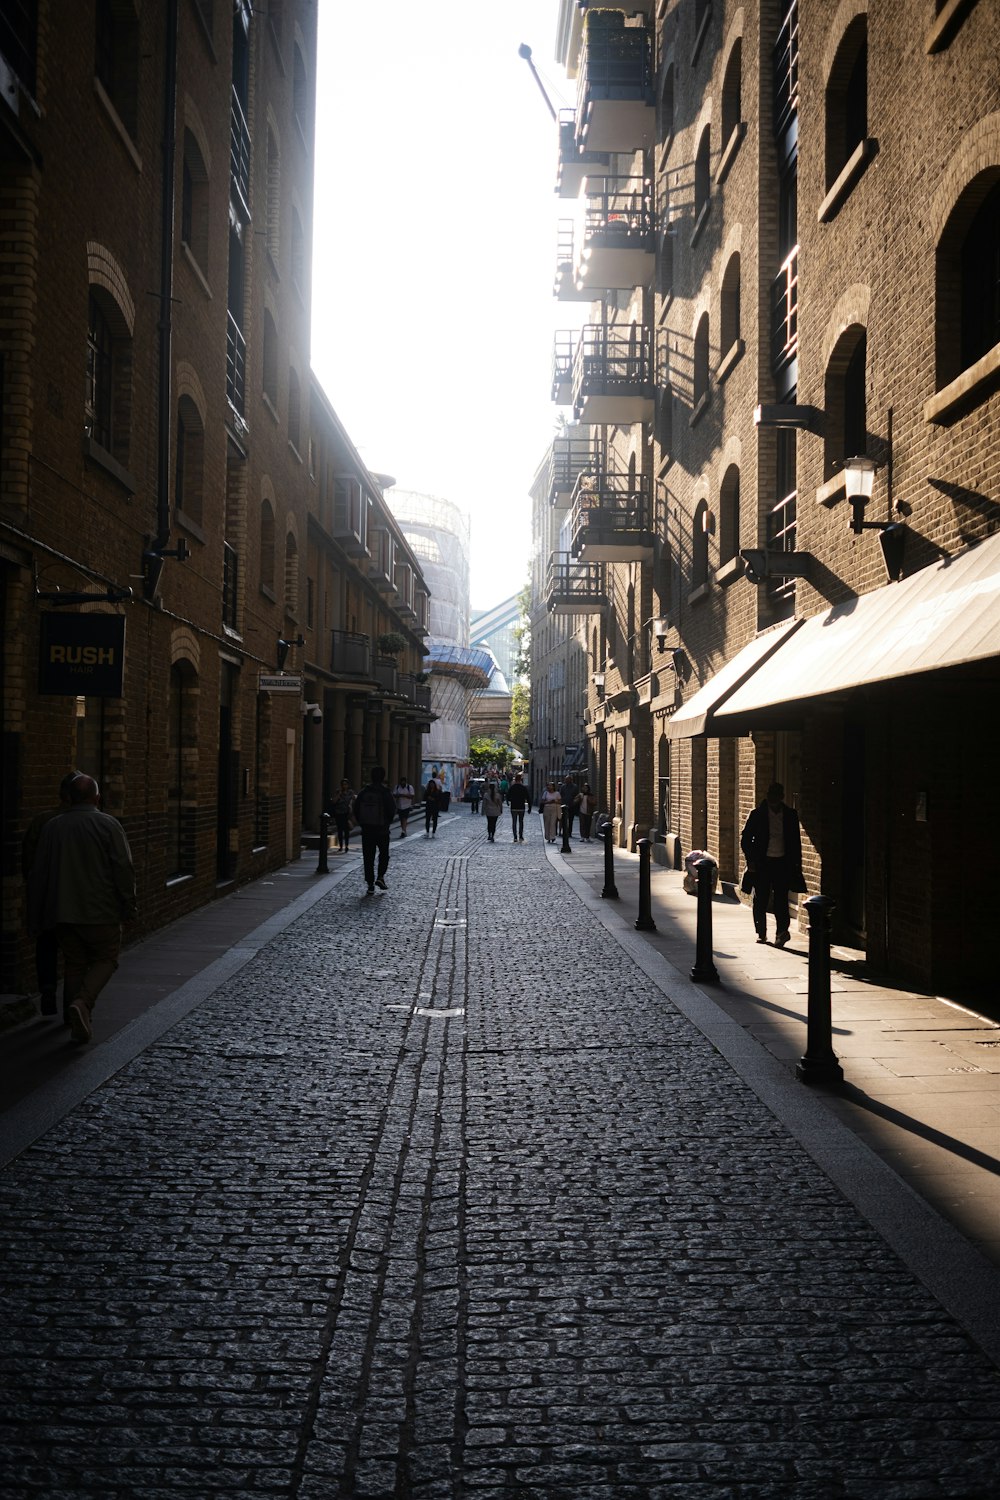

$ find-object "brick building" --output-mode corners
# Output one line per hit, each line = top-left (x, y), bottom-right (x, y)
(542, 0), (1000, 990)
(0, 3), (429, 1000)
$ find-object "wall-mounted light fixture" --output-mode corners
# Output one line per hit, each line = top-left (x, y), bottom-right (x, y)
(739, 548), (813, 584)
(651, 616), (670, 650)
(592, 671), (606, 697)
(845, 455), (878, 534)
(276, 634), (305, 671)
(142, 535), (190, 601)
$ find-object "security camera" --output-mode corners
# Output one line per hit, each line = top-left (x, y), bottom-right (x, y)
(303, 701), (323, 722)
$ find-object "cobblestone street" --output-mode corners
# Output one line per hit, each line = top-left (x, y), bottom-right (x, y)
(2, 814), (1000, 1498)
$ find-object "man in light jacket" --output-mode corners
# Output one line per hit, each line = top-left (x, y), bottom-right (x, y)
(27, 774), (137, 1043)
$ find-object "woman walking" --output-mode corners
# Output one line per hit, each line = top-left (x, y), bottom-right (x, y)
(329, 778), (355, 852)
(577, 783), (597, 841)
(541, 781), (562, 843)
(481, 781), (503, 841)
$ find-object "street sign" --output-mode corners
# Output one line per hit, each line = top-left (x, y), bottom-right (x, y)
(259, 674), (302, 693)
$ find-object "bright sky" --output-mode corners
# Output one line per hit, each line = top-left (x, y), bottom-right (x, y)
(310, 0), (583, 611)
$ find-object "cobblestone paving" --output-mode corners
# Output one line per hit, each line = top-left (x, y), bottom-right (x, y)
(2, 818), (1000, 1498)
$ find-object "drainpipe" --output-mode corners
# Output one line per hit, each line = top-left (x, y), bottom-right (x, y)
(145, 0), (180, 598)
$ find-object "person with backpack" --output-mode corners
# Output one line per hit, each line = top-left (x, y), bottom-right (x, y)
(423, 773), (442, 838)
(353, 766), (397, 896)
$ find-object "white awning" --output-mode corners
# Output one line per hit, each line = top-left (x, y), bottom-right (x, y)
(715, 530), (1000, 727)
(664, 620), (802, 740)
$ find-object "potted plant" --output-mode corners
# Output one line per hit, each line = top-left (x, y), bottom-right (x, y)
(377, 631), (407, 657)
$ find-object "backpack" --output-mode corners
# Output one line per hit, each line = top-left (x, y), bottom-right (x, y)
(355, 786), (384, 827)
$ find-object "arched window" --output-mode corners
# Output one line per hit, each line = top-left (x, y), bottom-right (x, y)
(181, 129), (209, 271)
(825, 16), (867, 189)
(260, 499), (276, 593)
(695, 127), (711, 225)
(167, 660), (198, 877)
(692, 499), (710, 589)
(262, 311), (278, 407)
(293, 45), (308, 138)
(720, 253), (741, 357)
(719, 464), (740, 565)
(95, 0), (139, 138)
(85, 288), (132, 465)
(721, 37), (742, 150)
(824, 326), (867, 477)
(175, 396), (205, 526)
(960, 177), (1000, 372)
(693, 312), (710, 410)
(266, 125), (280, 264)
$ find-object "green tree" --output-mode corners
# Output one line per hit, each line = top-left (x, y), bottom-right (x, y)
(509, 680), (530, 750)
(468, 735), (512, 770)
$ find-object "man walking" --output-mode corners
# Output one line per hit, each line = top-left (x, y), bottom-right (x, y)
(21, 769), (80, 1015)
(26, 774), (137, 1043)
(423, 773), (442, 838)
(354, 766), (397, 896)
(740, 782), (805, 947)
(393, 775), (415, 838)
(507, 773), (531, 842)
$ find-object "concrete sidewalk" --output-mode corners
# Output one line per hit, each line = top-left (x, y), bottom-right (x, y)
(557, 833), (1000, 1268)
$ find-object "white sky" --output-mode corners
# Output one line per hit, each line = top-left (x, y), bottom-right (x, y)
(310, 0), (584, 611)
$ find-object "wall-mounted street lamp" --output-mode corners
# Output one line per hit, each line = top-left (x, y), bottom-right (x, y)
(651, 616), (670, 650)
(592, 671), (606, 698)
(844, 455), (906, 580)
(276, 634), (305, 671)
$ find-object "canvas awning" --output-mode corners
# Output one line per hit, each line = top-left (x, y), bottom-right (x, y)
(713, 530), (1000, 728)
(663, 620), (802, 740)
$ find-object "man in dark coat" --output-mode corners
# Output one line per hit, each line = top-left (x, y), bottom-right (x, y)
(353, 766), (397, 896)
(740, 782), (804, 947)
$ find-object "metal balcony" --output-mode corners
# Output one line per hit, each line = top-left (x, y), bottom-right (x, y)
(230, 88), (252, 218)
(577, 19), (655, 153)
(555, 108), (610, 198)
(570, 469), (657, 562)
(771, 244), (799, 373)
(552, 330), (577, 405)
(373, 657), (398, 694)
(549, 435), (604, 507)
(226, 313), (246, 415)
(367, 527), (395, 591)
(572, 324), (654, 426)
(573, 176), (654, 293)
(330, 629), (372, 677)
(546, 552), (609, 614)
(554, 221), (591, 302)
(333, 476), (367, 555)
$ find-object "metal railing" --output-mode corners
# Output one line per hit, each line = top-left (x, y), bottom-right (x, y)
(330, 629), (372, 677)
(581, 176), (654, 241)
(549, 436), (604, 503)
(222, 541), (239, 630)
(771, 244), (799, 371)
(226, 312), (246, 414)
(766, 489), (798, 611)
(230, 88), (252, 214)
(774, 1), (799, 141)
(579, 20), (653, 102)
(573, 324), (653, 393)
(546, 552), (607, 610)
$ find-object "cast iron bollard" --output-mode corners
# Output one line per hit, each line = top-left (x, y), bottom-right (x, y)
(316, 811), (330, 874)
(635, 838), (656, 931)
(690, 857), (720, 982)
(796, 894), (844, 1085)
(560, 805), (573, 854)
(601, 820), (620, 900)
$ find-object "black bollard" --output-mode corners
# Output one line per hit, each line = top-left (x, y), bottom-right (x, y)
(796, 894), (844, 1085)
(635, 837), (656, 931)
(316, 811), (330, 874)
(690, 857), (720, 982)
(601, 820), (620, 900)
(560, 805), (573, 854)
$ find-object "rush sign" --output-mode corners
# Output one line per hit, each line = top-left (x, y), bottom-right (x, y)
(39, 614), (126, 697)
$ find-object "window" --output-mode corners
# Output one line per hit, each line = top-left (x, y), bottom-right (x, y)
(181, 129), (210, 271)
(95, 0), (139, 138)
(719, 464), (740, 564)
(1, 0), (38, 95)
(721, 38), (742, 149)
(262, 311), (278, 408)
(293, 45), (308, 139)
(692, 312), (710, 414)
(266, 125), (280, 265)
(692, 499), (710, 590)
(288, 366), (301, 451)
(175, 396), (205, 526)
(720, 253), (741, 358)
(260, 499), (276, 593)
(284, 531), (299, 620)
(227, 225), (247, 414)
(167, 661), (197, 877)
(825, 16), (868, 189)
(85, 289), (132, 465)
(291, 210), (305, 293)
(694, 127), (711, 231)
(824, 327), (867, 478)
(934, 171), (1000, 395)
